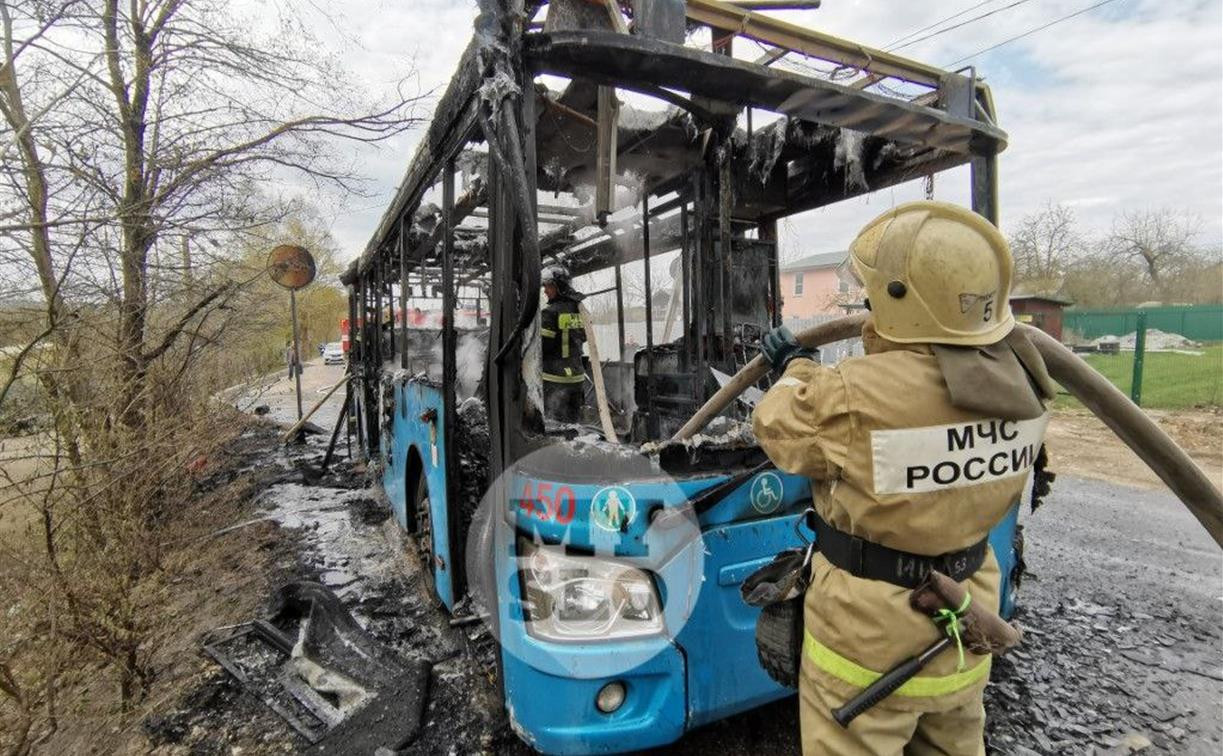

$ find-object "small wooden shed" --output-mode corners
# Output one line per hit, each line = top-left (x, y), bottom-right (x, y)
(1010, 294), (1074, 341)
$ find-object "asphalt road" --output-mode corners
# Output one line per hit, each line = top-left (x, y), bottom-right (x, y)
(238, 358), (347, 432)
(664, 474), (1223, 754)
(990, 475), (1223, 753)
(1024, 475), (1219, 608)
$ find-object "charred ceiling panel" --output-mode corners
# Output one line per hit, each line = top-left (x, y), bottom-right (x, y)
(534, 82), (701, 198)
(525, 31), (1007, 157)
(732, 148), (788, 220)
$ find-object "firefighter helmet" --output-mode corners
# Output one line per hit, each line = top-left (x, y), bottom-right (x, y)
(542, 264), (572, 292)
(847, 201), (1015, 346)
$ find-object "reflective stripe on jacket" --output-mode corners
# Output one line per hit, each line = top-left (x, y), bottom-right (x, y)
(541, 293), (586, 384)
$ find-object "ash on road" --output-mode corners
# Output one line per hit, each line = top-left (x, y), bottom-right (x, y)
(154, 370), (1220, 755)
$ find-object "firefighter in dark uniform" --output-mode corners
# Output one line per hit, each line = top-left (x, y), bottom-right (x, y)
(540, 265), (586, 423)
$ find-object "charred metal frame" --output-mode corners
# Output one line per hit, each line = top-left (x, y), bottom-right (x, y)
(340, 0), (1008, 591)
(641, 193), (657, 437)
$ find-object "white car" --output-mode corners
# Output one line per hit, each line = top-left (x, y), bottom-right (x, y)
(322, 342), (346, 365)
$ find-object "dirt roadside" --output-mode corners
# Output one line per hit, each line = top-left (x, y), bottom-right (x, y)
(1045, 408), (1222, 490)
(239, 358), (346, 429)
(1, 421), (302, 755)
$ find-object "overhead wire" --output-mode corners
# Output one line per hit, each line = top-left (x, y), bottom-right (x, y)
(888, 0), (1040, 53)
(754, 0), (1035, 85)
(880, 0), (1002, 51)
(749, 0), (1124, 96)
(945, 0), (1126, 65)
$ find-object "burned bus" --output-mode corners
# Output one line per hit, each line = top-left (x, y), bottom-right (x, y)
(341, 1), (1017, 752)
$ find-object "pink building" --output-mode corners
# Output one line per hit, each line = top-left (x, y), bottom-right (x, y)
(780, 250), (862, 318)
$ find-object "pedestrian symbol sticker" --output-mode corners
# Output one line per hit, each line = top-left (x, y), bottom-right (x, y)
(591, 485), (637, 532)
(750, 472), (784, 514)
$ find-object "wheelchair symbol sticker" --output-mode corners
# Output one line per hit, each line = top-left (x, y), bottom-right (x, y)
(750, 472), (784, 514)
(591, 485), (637, 532)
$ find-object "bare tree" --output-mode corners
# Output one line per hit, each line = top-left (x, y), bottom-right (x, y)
(1, 0), (422, 427)
(0, 1), (75, 320)
(0, 0), (93, 470)
(0, 1), (425, 740)
(1106, 208), (1199, 286)
(1008, 201), (1080, 291)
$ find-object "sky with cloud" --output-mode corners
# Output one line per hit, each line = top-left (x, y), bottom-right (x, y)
(279, 0), (1223, 263)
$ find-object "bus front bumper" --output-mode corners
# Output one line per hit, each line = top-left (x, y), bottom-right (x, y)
(500, 633), (687, 755)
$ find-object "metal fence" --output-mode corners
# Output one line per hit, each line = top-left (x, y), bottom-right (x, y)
(1069, 312), (1222, 409)
(589, 320), (672, 361)
(790, 311), (1221, 409)
(1064, 304), (1223, 343)
(784, 315), (864, 365)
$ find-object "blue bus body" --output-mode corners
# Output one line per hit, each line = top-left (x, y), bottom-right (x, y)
(380, 377), (1022, 754)
(339, 7), (1017, 753)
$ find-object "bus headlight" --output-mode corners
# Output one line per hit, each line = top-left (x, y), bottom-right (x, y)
(518, 538), (663, 641)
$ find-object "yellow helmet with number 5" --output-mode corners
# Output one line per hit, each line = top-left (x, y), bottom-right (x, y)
(847, 200), (1014, 346)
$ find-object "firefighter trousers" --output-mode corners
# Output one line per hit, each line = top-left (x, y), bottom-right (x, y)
(799, 662), (986, 756)
(543, 380), (584, 423)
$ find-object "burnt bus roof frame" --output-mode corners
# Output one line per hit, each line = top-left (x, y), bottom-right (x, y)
(524, 31), (1007, 157)
(341, 18), (1009, 443)
(344, 24), (1007, 287)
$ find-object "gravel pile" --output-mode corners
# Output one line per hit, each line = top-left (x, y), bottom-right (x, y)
(1093, 329), (1202, 352)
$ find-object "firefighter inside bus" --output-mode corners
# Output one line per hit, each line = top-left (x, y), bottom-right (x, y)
(540, 265), (587, 424)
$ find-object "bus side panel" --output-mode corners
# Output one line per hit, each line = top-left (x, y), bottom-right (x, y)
(990, 501), (1021, 618)
(677, 502), (808, 727)
(383, 379), (457, 609)
(381, 381), (410, 532)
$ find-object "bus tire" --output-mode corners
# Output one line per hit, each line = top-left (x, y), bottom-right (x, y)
(412, 472), (442, 606)
(465, 500), (496, 619)
(756, 597), (802, 689)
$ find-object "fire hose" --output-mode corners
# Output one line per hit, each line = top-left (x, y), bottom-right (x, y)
(578, 301), (618, 443)
(671, 313), (1223, 548)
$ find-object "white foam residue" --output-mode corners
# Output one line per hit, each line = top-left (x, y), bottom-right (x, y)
(834, 128), (868, 193)
(260, 482), (395, 601)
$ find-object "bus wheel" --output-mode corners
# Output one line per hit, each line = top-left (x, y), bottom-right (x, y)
(412, 474), (440, 604)
(756, 597), (802, 689)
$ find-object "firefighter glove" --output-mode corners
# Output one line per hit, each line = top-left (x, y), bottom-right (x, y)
(761, 326), (818, 373)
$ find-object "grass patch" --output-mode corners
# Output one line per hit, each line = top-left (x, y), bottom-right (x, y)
(1053, 344), (1223, 410)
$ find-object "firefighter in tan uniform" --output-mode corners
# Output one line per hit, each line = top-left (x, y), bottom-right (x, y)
(753, 201), (1056, 755)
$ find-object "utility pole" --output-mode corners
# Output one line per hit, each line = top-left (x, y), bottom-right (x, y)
(289, 288), (304, 419)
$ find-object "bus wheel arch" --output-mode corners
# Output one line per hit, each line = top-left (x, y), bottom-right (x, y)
(404, 446), (425, 534)
(404, 446), (440, 603)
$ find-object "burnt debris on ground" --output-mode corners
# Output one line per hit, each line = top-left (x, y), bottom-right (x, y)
(145, 422), (508, 755)
(144, 420), (1221, 755)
